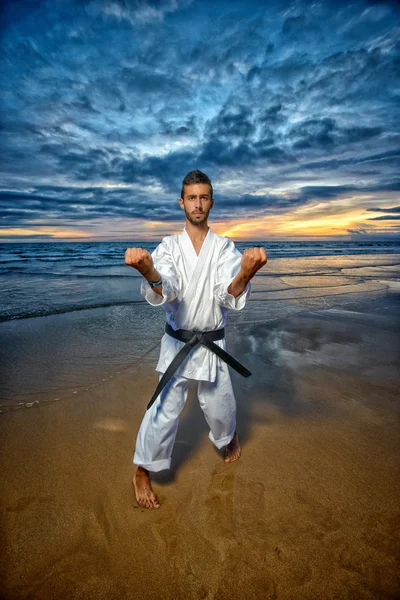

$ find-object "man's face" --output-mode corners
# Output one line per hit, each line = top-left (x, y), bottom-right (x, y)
(179, 183), (214, 225)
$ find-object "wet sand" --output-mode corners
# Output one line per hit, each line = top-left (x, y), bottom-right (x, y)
(0, 292), (399, 599)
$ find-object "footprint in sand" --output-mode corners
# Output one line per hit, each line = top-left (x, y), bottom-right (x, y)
(150, 507), (179, 555)
(6, 495), (54, 512)
(93, 495), (115, 546)
(205, 470), (235, 536)
(211, 470), (234, 493)
(234, 480), (267, 539)
(205, 473), (268, 541)
(254, 481), (265, 505)
(294, 488), (341, 534)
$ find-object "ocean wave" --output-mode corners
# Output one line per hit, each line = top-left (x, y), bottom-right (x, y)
(0, 258), (30, 264)
(1, 247), (400, 276)
(0, 269), (140, 278)
(0, 299), (146, 322)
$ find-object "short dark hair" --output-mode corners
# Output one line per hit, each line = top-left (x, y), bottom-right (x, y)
(180, 170), (213, 199)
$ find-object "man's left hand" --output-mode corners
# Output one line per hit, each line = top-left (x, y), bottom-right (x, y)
(240, 247), (267, 280)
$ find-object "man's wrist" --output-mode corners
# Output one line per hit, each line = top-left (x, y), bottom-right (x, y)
(143, 268), (159, 282)
(238, 270), (252, 285)
(227, 271), (251, 298)
(147, 278), (162, 288)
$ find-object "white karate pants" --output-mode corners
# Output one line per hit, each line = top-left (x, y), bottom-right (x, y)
(133, 364), (237, 472)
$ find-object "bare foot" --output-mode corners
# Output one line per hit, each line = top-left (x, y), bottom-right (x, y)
(132, 467), (160, 509)
(224, 431), (241, 463)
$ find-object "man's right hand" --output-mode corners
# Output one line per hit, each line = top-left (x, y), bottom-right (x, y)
(125, 248), (155, 278)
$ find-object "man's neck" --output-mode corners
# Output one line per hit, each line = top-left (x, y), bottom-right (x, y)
(185, 220), (209, 243)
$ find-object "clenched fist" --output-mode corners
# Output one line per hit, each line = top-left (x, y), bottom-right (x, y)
(125, 247), (155, 278)
(240, 247), (267, 280)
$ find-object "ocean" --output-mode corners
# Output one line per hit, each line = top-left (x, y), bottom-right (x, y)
(1, 239), (399, 410)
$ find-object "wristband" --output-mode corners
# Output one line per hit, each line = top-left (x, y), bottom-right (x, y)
(147, 278), (162, 288)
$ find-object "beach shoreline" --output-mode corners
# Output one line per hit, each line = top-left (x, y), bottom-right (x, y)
(1, 287), (399, 599)
(1, 251), (399, 411)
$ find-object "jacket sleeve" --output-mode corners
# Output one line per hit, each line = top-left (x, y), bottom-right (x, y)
(213, 238), (251, 311)
(140, 238), (181, 306)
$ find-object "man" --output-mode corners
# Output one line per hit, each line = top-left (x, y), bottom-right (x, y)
(125, 170), (267, 509)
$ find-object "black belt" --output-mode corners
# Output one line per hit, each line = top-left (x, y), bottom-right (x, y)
(146, 323), (252, 410)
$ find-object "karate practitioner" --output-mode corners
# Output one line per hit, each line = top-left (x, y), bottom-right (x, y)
(125, 170), (267, 508)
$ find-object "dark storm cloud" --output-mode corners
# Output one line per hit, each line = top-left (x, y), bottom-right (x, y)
(367, 215), (400, 220)
(205, 105), (256, 140)
(1, 0), (400, 236)
(301, 149), (400, 171)
(0, 234), (55, 239)
(288, 118), (383, 150)
(366, 206), (400, 213)
(0, 186), (184, 224)
(347, 228), (369, 234)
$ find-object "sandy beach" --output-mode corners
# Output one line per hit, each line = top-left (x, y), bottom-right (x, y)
(1, 288), (399, 600)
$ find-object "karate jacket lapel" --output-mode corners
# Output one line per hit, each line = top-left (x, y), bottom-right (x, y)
(177, 227), (198, 285)
(176, 227), (214, 324)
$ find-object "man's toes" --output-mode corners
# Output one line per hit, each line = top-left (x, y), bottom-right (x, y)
(150, 494), (160, 508)
(140, 493), (150, 508)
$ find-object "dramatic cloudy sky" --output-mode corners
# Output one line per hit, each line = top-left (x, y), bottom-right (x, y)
(1, 0), (399, 241)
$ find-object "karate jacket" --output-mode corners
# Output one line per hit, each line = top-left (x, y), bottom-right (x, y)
(141, 227), (251, 382)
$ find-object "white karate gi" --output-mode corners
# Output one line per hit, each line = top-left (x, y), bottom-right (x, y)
(133, 227), (251, 472)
